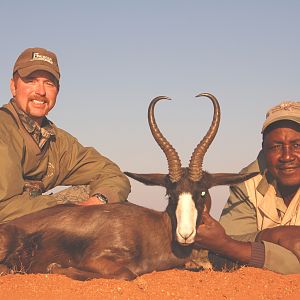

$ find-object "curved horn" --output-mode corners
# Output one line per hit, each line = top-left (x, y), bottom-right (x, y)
(188, 93), (221, 182)
(148, 96), (183, 182)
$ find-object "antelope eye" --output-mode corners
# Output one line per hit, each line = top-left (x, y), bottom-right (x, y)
(200, 191), (206, 197)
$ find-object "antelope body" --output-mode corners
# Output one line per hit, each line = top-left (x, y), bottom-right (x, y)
(0, 93), (257, 280)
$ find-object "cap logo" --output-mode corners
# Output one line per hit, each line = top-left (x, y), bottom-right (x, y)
(266, 102), (300, 118)
(31, 52), (53, 65)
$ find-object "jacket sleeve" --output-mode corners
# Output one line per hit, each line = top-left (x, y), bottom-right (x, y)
(50, 128), (131, 203)
(0, 192), (59, 223)
(262, 241), (300, 274)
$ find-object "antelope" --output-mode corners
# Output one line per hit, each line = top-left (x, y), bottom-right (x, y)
(0, 93), (257, 280)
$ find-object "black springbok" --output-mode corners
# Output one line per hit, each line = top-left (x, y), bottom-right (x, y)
(0, 93), (257, 280)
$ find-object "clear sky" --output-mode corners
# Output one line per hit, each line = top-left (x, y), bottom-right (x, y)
(0, 1), (299, 218)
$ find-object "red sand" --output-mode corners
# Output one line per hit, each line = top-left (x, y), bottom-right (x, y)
(1, 267), (300, 300)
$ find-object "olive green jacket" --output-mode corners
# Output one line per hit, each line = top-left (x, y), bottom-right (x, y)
(0, 102), (131, 223)
(220, 152), (300, 274)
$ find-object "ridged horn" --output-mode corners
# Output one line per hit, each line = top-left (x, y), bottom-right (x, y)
(148, 96), (183, 182)
(188, 93), (221, 182)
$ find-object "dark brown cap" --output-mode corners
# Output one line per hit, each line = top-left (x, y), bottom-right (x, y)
(13, 47), (60, 81)
(262, 101), (300, 133)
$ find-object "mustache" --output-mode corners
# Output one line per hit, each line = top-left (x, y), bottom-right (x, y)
(28, 95), (48, 102)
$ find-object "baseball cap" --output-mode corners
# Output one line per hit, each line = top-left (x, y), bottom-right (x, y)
(262, 101), (300, 133)
(13, 47), (60, 81)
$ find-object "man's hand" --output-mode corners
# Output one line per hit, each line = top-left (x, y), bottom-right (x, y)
(195, 212), (252, 263)
(195, 211), (229, 252)
(77, 196), (105, 206)
(279, 238), (300, 262)
(257, 226), (300, 261)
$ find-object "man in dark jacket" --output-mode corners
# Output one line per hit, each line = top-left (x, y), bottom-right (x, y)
(0, 47), (131, 223)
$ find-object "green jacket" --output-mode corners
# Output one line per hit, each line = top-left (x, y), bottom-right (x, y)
(0, 102), (131, 223)
(219, 151), (300, 274)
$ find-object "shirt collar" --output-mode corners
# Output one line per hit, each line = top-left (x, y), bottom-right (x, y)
(257, 171), (300, 225)
(10, 98), (56, 148)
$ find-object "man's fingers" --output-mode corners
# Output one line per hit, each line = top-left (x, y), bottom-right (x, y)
(201, 211), (214, 224)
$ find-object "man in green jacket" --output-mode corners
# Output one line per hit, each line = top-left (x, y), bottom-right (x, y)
(195, 101), (300, 274)
(0, 47), (131, 223)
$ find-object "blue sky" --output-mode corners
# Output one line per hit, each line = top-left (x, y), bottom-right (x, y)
(0, 1), (299, 217)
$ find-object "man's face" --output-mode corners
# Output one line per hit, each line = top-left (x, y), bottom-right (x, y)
(263, 121), (300, 188)
(10, 70), (59, 125)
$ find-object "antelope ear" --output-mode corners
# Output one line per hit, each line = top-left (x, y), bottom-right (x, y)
(208, 172), (259, 187)
(124, 172), (167, 187)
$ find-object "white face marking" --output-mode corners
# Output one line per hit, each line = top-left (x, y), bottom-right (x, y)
(175, 192), (198, 245)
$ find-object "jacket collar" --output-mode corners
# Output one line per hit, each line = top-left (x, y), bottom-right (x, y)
(257, 171), (275, 196)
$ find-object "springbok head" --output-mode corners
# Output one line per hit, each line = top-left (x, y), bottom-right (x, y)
(125, 93), (257, 246)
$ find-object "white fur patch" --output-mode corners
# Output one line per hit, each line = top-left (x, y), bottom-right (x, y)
(175, 192), (198, 245)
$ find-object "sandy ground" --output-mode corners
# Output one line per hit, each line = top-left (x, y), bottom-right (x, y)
(0, 267), (300, 300)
